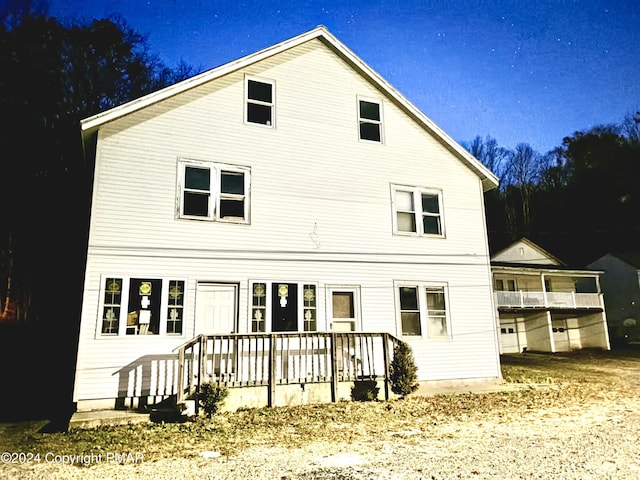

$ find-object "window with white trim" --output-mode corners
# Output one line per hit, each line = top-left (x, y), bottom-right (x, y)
(425, 287), (448, 337)
(392, 185), (444, 236)
(250, 282), (319, 332)
(178, 159), (250, 223)
(246, 77), (274, 126)
(396, 283), (450, 338)
(99, 277), (186, 336)
(495, 278), (517, 291)
(358, 98), (383, 142)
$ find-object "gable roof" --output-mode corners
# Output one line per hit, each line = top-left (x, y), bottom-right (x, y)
(599, 252), (640, 269)
(80, 25), (498, 192)
(491, 237), (566, 267)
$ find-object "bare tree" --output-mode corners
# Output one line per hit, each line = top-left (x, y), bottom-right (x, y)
(622, 111), (640, 143)
(463, 135), (510, 183)
(503, 143), (548, 237)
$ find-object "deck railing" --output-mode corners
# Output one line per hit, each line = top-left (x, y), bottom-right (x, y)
(495, 291), (603, 309)
(175, 332), (402, 407)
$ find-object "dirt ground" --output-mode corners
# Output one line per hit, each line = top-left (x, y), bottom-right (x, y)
(4, 349), (640, 479)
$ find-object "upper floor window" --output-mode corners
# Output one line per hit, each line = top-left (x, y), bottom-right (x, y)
(396, 282), (450, 338)
(178, 159), (250, 223)
(391, 185), (444, 237)
(358, 98), (383, 142)
(99, 277), (186, 336)
(495, 278), (517, 291)
(246, 77), (274, 127)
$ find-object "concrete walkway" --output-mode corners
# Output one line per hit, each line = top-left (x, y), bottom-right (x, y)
(414, 381), (538, 397)
(69, 409), (151, 429)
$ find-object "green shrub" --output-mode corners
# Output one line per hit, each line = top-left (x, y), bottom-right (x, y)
(351, 380), (380, 401)
(198, 382), (229, 417)
(389, 341), (419, 397)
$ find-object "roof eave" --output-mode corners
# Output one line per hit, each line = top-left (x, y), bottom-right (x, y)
(80, 25), (499, 190)
(491, 264), (603, 277)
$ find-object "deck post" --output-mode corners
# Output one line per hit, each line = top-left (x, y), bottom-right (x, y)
(268, 335), (277, 407)
(330, 333), (338, 402)
(177, 346), (185, 405)
(382, 333), (391, 401)
(197, 335), (206, 415)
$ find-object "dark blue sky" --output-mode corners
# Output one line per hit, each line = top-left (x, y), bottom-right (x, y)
(47, 0), (640, 153)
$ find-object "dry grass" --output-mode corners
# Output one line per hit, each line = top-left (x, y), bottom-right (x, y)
(2, 348), (639, 462)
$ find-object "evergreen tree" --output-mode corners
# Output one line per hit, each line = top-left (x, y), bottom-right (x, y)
(389, 341), (418, 397)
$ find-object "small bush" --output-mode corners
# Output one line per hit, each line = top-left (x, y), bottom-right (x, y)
(199, 382), (229, 417)
(351, 380), (380, 401)
(389, 341), (419, 397)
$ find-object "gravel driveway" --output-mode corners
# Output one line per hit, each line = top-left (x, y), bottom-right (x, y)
(6, 350), (640, 479)
(6, 390), (640, 479)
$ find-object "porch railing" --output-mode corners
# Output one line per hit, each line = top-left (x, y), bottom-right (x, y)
(175, 332), (402, 407)
(495, 291), (603, 309)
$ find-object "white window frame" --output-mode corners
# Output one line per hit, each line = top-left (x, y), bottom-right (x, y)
(395, 281), (451, 339)
(326, 285), (361, 332)
(245, 76), (275, 128)
(97, 275), (188, 338)
(249, 281), (320, 332)
(357, 96), (383, 143)
(495, 278), (517, 291)
(391, 184), (445, 237)
(177, 158), (250, 223)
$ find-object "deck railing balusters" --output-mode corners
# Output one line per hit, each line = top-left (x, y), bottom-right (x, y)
(175, 331), (401, 405)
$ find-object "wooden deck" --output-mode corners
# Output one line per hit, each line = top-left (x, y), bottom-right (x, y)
(175, 332), (402, 407)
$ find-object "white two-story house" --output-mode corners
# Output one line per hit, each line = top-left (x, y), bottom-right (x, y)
(492, 238), (610, 353)
(73, 26), (501, 413)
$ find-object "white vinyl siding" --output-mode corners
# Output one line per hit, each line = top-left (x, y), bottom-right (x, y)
(74, 37), (500, 408)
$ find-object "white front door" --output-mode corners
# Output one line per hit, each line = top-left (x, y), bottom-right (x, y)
(195, 283), (237, 334)
(328, 286), (360, 332)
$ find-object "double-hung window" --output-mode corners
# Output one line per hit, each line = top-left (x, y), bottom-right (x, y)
(246, 77), (275, 127)
(178, 159), (250, 223)
(358, 98), (383, 142)
(396, 282), (450, 338)
(392, 185), (444, 236)
(99, 276), (186, 336)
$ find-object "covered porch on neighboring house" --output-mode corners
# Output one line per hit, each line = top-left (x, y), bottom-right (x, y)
(175, 331), (403, 413)
(493, 267), (610, 353)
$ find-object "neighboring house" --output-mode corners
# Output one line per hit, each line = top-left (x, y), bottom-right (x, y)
(72, 26), (502, 414)
(588, 253), (640, 344)
(491, 238), (610, 353)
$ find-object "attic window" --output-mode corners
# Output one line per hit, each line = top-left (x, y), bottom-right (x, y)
(358, 98), (382, 142)
(246, 78), (274, 126)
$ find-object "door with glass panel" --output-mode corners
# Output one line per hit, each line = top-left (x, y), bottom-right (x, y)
(328, 287), (360, 332)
